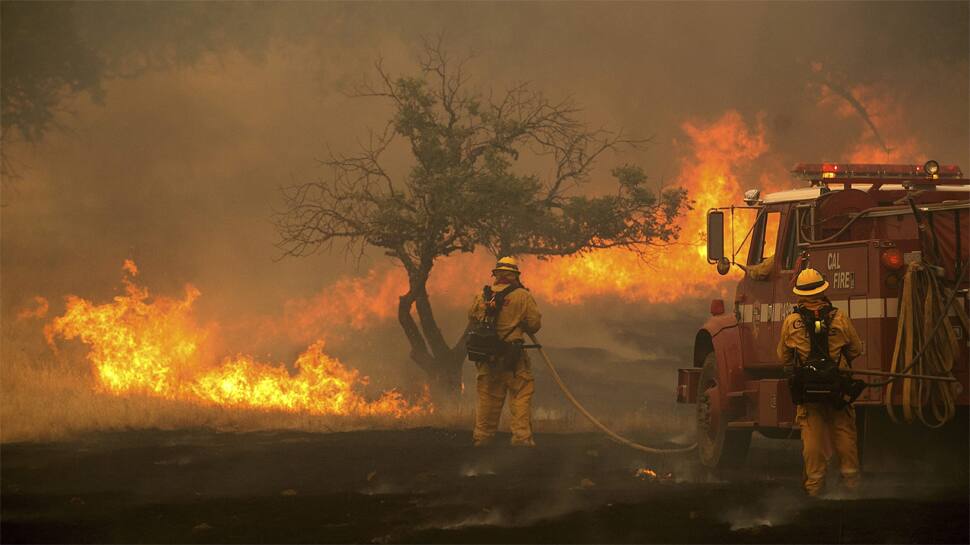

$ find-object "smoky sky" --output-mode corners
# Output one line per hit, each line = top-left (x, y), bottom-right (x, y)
(2, 2), (968, 361)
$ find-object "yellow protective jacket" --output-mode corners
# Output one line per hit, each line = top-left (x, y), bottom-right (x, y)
(777, 300), (863, 367)
(468, 283), (542, 343)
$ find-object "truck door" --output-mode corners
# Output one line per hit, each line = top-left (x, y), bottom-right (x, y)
(739, 208), (783, 367)
(773, 206), (801, 357)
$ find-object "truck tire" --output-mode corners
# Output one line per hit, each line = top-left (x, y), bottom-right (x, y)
(696, 352), (751, 468)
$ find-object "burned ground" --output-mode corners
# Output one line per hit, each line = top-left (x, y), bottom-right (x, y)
(2, 428), (966, 544)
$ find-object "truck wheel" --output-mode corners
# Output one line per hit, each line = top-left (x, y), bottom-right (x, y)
(696, 352), (751, 468)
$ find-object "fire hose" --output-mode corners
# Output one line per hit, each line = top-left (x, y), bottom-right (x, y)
(881, 260), (969, 428)
(525, 332), (696, 454)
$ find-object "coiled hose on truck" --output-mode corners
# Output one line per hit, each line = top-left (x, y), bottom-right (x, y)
(527, 332), (696, 454)
(881, 260), (969, 428)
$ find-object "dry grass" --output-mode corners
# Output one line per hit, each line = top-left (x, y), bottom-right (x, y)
(1, 366), (443, 443)
(2, 360), (691, 444)
(2, 326), (692, 444)
(0, 330), (441, 443)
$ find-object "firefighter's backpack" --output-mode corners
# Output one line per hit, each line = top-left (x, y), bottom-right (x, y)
(466, 284), (522, 363)
(788, 304), (865, 407)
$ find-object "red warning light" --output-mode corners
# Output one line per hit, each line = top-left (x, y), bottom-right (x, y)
(881, 248), (904, 270)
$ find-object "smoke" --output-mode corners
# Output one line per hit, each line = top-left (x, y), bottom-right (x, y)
(2, 3), (967, 438)
(720, 486), (806, 531)
(4, 2), (966, 311)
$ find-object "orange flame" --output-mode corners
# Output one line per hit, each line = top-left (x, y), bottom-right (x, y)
(514, 111), (769, 304)
(122, 259), (139, 277)
(276, 267), (407, 343)
(191, 342), (428, 416)
(46, 262), (430, 417)
(16, 296), (50, 321)
(634, 467), (673, 481)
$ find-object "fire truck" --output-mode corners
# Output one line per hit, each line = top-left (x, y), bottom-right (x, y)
(677, 161), (969, 468)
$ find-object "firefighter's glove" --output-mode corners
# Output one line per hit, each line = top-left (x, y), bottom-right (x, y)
(844, 378), (866, 404)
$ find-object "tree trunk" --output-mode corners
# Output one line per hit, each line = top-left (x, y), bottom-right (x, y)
(397, 275), (467, 406)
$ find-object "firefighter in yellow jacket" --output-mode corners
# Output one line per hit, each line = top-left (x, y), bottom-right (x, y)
(777, 268), (864, 496)
(467, 257), (542, 447)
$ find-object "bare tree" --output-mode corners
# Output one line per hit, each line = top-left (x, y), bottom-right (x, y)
(276, 37), (688, 398)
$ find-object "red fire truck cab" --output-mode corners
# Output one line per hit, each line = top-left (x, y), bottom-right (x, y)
(678, 161), (970, 468)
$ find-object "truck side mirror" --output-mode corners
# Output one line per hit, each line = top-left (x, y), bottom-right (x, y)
(707, 210), (725, 264)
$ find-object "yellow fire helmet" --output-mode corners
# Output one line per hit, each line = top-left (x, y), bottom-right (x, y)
(492, 256), (521, 275)
(792, 268), (829, 296)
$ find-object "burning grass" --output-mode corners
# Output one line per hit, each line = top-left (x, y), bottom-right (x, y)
(0, 343), (438, 443)
(3, 261), (435, 443)
(44, 261), (431, 418)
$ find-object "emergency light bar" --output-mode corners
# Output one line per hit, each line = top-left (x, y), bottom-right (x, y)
(791, 162), (963, 182)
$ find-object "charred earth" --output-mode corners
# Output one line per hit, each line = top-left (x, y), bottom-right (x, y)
(2, 427), (967, 544)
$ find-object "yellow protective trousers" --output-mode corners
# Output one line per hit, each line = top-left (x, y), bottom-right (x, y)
(797, 403), (860, 495)
(473, 355), (535, 446)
